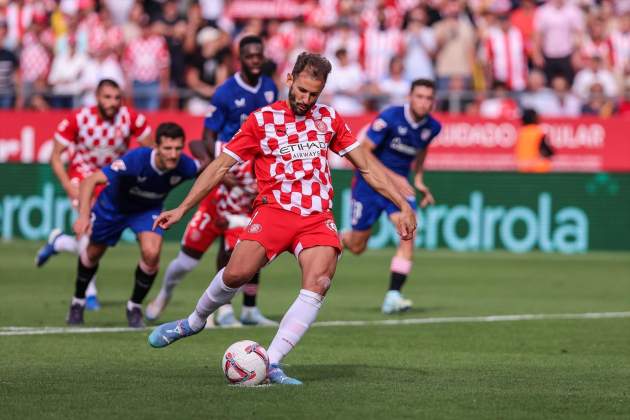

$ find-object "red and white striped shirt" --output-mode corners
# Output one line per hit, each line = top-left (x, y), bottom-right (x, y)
(224, 101), (360, 216)
(609, 30), (630, 74)
(485, 26), (528, 91)
(123, 35), (170, 82)
(361, 27), (404, 81)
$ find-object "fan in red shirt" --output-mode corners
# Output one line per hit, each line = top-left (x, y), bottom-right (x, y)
(35, 79), (151, 310)
(148, 52), (417, 385)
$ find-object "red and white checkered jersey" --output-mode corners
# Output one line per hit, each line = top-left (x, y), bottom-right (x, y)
(123, 35), (170, 82)
(54, 106), (151, 178)
(215, 160), (257, 217)
(223, 101), (360, 216)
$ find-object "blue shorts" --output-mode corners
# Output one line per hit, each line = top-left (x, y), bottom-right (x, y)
(90, 203), (164, 246)
(350, 185), (416, 231)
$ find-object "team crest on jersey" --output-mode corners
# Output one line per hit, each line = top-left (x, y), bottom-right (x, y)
(137, 176), (147, 183)
(421, 128), (432, 141)
(169, 176), (182, 185)
(234, 98), (246, 108)
(205, 104), (217, 118)
(325, 220), (337, 233)
(314, 119), (327, 133)
(248, 223), (262, 234)
(111, 159), (126, 172)
(398, 126), (408, 135)
(372, 118), (387, 132)
(264, 91), (275, 103)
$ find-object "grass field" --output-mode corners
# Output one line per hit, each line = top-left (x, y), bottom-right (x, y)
(1, 241), (629, 420)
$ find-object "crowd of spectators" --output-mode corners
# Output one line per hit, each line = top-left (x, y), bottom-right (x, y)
(0, 0), (629, 118)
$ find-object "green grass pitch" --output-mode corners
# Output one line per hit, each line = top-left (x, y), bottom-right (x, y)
(1, 241), (629, 419)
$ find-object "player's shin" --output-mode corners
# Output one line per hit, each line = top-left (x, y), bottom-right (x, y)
(160, 250), (200, 299)
(187, 268), (238, 331)
(267, 289), (324, 365)
(130, 261), (158, 305)
(389, 256), (412, 291)
(73, 252), (99, 303)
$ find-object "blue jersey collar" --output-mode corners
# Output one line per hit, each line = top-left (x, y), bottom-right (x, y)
(404, 103), (427, 129)
(235, 72), (262, 94)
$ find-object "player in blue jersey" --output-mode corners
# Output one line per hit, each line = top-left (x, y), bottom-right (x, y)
(66, 123), (200, 327)
(145, 35), (278, 327)
(341, 79), (441, 314)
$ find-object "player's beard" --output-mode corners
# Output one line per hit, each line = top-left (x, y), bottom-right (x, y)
(98, 103), (119, 120)
(288, 86), (313, 116)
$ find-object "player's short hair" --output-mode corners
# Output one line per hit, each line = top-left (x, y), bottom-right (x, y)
(410, 78), (436, 94)
(239, 35), (263, 53)
(291, 52), (332, 83)
(96, 79), (120, 92)
(156, 122), (185, 145)
(521, 108), (539, 125)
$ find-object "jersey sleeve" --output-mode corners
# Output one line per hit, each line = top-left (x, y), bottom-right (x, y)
(54, 112), (79, 146)
(181, 155), (200, 179)
(222, 114), (261, 162)
(129, 109), (151, 140)
(365, 109), (392, 147)
(329, 112), (360, 156)
(101, 149), (141, 182)
(425, 120), (442, 146)
(203, 88), (228, 133)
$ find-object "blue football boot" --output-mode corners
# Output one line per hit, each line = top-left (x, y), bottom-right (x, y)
(268, 364), (303, 385)
(35, 228), (62, 267)
(148, 318), (204, 348)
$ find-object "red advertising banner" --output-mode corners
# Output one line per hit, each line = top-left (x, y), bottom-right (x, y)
(1, 110), (629, 172)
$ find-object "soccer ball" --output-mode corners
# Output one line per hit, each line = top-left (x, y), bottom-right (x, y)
(221, 340), (269, 386)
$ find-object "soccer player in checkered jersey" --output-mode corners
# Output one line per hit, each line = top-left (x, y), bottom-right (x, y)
(35, 79), (152, 311)
(145, 35), (278, 327)
(148, 52), (417, 385)
(341, 79), (441, 314)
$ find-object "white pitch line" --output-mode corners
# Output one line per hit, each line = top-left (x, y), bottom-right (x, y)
(1, 311), (630, 337)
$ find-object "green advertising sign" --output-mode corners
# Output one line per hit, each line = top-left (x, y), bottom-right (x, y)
(1, 164), (628, 253)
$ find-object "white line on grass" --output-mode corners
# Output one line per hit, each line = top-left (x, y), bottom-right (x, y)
(1, 311), (629, 336)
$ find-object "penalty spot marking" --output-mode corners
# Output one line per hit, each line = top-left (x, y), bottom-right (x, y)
(1, 311), (630, 336)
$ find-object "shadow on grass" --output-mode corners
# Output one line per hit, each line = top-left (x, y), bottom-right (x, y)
(292, 364), (428, 383)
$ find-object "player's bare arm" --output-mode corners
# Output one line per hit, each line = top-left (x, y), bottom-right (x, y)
(202, 126), (238, 187)
(50, 140), (77, 201)
(73, 170), (108, 236)
(153, 152), (237, 230)
(345, 146), (416, 240)
(359, 137), (415, 198)
(412, 148), (435, 208)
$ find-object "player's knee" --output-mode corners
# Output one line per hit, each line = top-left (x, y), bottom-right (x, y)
(141, 248), (160, 269)
(307, 275), (331, 295)
(346, 240), (367, 255)
(223, 265), (254, 288)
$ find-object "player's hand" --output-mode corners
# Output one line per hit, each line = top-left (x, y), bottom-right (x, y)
(415, 181), (435, 208)
(222, 172), (238, 188)
(153, 207), (185, 230)
(396, 206), (417, 241)
(392, 174), (415, 199)
(73, 215), (91, 237)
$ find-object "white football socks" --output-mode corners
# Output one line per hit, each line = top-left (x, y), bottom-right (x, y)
(187, 268), (238, 331)
(267, 289), (323, 366)
(86, 276), (98, 297)
(158, 251), (200, 301)
(54, 234), (79, 253)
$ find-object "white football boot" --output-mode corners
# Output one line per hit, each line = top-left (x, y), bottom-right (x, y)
(381, 290), (413, 314)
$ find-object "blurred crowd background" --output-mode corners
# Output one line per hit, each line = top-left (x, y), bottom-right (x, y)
(1, 0), (629, 118)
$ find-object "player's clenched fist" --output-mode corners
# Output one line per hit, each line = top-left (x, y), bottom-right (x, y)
(153, 207), (185, 230)
(73, 215), (91, 236)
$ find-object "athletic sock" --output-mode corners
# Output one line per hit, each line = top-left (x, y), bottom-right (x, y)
(159, 251), (200, 300)
(389, 256), (412, 291)
(86, 276), (98, 297)
(187, 268), (238, 331)
(242, 272), (260, 307)
(74, 253), (99, 299)
(130, 263), (158, 305)
(267, 289), (323, 366)
(54, 234), (79, 253)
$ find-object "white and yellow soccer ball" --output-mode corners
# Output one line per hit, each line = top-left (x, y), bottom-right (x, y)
(221, 340), (269, 386)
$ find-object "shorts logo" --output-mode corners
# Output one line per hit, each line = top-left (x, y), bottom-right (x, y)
(111, 159), (126, 172)
(248, 223), (262, 234)
(170, 176), (182, 185)
(325, 220), (337, 233)
(314, 119), (327, 133)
